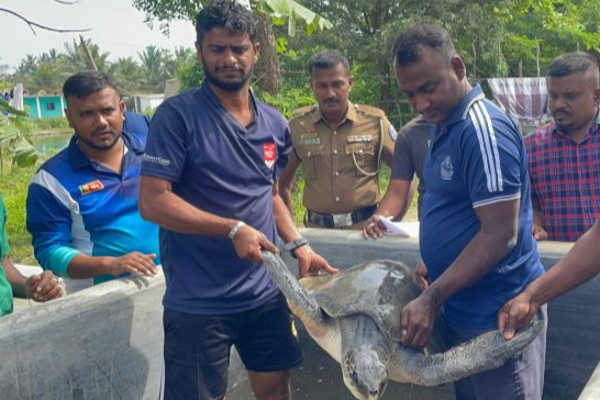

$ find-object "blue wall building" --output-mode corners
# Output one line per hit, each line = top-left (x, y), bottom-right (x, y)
(24, 95), (66, 119)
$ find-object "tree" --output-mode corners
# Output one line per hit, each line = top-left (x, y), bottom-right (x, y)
(25, 62), (69, 94)
(64, 38), (111, 73)
(0, 100), (38, 169)
(503, 0), (600, 77)
(138, 45), (174, 92)
(13, 55), (38, 84)
(132, 0), (331, 94)
(108, 57), (147, 97)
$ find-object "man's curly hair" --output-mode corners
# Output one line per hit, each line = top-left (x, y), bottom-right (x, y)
(195, 0), (257, 45)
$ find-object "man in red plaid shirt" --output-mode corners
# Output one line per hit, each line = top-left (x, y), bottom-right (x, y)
(524, 52), (600, 242)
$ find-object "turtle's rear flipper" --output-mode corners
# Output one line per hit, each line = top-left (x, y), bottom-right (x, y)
(391, 311), (545, 387)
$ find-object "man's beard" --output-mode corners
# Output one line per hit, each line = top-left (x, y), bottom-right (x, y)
(203, 64), (253, 92)
(75, 130), (121, 152)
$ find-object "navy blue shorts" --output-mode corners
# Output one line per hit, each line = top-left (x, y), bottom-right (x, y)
(160, 293), (302, 400)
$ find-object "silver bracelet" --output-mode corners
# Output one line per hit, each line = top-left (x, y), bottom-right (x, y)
(228, 221), (246, 240)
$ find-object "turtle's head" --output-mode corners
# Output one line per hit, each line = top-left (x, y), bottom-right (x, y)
(342, 347), (388, 400)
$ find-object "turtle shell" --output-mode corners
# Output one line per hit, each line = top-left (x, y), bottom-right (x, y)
(300, 259), (422, 343)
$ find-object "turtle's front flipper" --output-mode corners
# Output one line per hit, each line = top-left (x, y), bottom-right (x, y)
(261, 251), (327, 335)
(390, 312), (545, 387)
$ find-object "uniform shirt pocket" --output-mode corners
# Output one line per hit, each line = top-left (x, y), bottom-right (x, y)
(297, 145), (324, 180)
(345, 142), (377, 176)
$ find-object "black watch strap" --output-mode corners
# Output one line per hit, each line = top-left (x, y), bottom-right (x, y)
(283, 237), (309, 258)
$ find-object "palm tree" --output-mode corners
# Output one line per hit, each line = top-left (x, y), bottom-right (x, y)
(64, 38), (111, 73)
(138, 45), (173, 92)
(38, 49), (62, 65)
(109, 57), (146, 97)
(13, 55), (38, 83)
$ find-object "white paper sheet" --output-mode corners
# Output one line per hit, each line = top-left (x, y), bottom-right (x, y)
(380, 219), (420, 238)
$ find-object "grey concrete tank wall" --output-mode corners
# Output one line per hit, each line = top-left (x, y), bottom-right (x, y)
(0, 272), (247, 400)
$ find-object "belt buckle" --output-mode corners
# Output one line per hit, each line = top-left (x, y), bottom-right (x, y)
(332, 213), (353, 228)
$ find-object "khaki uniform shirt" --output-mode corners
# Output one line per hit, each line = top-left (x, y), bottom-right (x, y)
(288, 102), (396, 214)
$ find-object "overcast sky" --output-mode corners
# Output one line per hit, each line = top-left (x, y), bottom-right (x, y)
(0, 0), (196, 70)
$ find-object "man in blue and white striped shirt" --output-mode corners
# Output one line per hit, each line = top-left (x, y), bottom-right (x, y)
(26, 72), (160, 288)
(392, 24), (546, 400)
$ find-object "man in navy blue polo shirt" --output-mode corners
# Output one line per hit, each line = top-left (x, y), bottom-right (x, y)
(139, 1), (336, 399)
(27, 72), (160, 290)
(391, 24), (546, 399)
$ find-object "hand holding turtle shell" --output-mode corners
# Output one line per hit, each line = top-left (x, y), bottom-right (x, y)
(415, 259), (430, 290)
(401, 291), (438, 349)
(232, 224), (279, 264)
(293, 245), (339, 278)
(498, 291), (539, 340)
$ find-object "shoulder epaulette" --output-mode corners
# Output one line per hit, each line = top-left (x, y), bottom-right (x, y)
(354, 104), (386, 118)
(291, 105), (316, 118)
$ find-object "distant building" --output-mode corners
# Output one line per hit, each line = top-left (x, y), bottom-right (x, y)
(24, 95), (66, 120)
(134, 94), (164, 114)
(164, 78), (181, 99)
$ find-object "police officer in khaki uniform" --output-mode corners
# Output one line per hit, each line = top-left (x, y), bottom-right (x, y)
(279, 49), (397, 229)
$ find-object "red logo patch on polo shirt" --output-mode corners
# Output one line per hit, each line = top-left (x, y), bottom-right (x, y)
(263, 143), (276, 169)
(79, 180), (105, 195)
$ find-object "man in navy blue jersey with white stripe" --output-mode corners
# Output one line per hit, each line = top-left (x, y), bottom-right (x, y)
(392, 24), (546, 400)
(139, 1), (336, 399)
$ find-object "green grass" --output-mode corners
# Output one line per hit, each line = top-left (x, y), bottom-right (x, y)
(32, 117), (71, 134)
(291, 166), (419, 225)
(0, 161), (42, 265)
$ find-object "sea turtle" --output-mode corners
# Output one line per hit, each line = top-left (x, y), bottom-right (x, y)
(261, 252), (545, 400)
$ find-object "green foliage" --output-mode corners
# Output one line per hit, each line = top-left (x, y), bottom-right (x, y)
(138, 45), (177, 93)
(0, 98), (27, 117)
(32, 117), (70, 132)
(0, 114), (38, 261)
(132, 0), (332, 37)
(0, 161), (41, 264)
(176, 57), (205, 93)
(502, 0), (600, 77)
(7, 39), (196, 98)
(0, 103), (39, 168)
(109, 57), (147, 98)
(260, 85), (313, 119)
(256, 0), (332, 36)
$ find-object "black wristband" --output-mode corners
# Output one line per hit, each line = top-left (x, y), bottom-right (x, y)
(283, 237), (309, 258)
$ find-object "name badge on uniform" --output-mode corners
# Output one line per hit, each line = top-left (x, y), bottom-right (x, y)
(389, 125), (398, 141)
(263, 143), (276, 169)
(79, 180), (105, 195)
(347, 135), (373, 143)
(300, 133), (320, 146)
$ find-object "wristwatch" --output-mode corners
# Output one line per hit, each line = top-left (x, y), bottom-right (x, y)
(284, 237), (309, 258)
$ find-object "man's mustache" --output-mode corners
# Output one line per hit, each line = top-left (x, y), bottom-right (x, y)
(216, 66), (243, 73)
(553, 109), (571, 116)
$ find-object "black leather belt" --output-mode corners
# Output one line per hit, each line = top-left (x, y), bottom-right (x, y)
(306, 205), (377, 228)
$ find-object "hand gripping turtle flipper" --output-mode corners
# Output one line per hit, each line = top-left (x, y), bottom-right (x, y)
(261, 251), (327, 333)
(391, 310), (546, 386)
